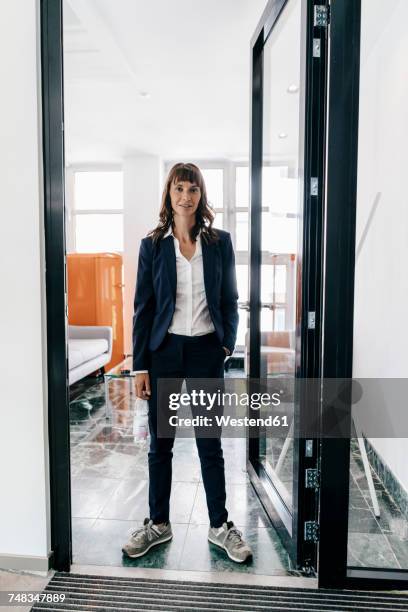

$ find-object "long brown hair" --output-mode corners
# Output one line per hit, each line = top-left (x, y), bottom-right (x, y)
(148, 163), (219, 244)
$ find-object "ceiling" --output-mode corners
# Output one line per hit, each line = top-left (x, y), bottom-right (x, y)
(63, 0), (269, 163)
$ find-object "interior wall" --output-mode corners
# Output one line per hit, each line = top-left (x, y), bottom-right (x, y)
(0, 0), (50, 567)
(352, 0), (408, 492)
(123, 155), (162, 354)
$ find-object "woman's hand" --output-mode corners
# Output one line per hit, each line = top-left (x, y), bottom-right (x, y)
(222, 347), (231, 356)
(135, 372), (151, 399)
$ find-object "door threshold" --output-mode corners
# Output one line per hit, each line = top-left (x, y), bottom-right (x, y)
(70, 563), (317, 589)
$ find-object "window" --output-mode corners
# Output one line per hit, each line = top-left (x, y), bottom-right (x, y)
(71, 170), (124, 252)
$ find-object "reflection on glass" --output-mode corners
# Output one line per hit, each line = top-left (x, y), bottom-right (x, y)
(262, 214), (298, 253)
(74, 171), (123, 210)
(75, 214), (124, 252)
(347, 0), (408, 571)
(258, 0), (303, 510)
(262, 166), (288, 207)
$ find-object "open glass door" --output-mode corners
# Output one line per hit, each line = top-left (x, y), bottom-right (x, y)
(247, 0), (328, 571)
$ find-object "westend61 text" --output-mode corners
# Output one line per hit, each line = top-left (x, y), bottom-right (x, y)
(168, 415), (289, 427)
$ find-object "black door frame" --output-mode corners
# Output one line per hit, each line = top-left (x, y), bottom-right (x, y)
(318, 0), (408, 590)
(41, 0), (408, 588)
(41, 0), (71, 571)
(247, 0), (328, 572)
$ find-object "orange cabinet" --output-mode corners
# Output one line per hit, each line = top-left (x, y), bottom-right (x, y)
(67, 253), (124, 371)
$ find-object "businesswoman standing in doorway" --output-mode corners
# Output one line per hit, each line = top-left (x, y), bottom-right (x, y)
(122, 162), (252, 563)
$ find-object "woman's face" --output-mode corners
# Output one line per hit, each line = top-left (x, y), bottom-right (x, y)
(169, 180), (201, 219)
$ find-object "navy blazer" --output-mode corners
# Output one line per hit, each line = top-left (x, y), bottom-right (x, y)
(132, 229), (239, 371)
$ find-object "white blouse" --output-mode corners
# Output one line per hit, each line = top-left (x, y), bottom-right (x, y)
(167, 229), (215, 337)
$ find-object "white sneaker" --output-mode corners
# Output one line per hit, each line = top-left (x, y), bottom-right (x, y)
(208, 521), (252, 563)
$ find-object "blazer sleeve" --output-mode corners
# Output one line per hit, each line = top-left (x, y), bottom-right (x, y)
(132, 237), (155, 371)
(220, 233), (239, 354)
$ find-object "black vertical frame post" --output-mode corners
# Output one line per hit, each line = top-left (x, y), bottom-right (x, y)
(294, 0), (329, 572)
(318, 0), (361, 589)
(41, 0), (71, 571)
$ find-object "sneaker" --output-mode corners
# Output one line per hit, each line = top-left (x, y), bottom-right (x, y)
(208, 521), (252, 563)
(122, 518), (172, 558)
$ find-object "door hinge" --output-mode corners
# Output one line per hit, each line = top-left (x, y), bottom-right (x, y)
(314, 5), (330, 27)
(310, 177), (318, 196)
(305, 468), (320, 490)
(304, 520), (320, 543)
(308, 311), (316, 329)
(305, 439), (314, 457)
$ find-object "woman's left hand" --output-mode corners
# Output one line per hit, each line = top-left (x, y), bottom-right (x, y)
(222, 347), (230, 356)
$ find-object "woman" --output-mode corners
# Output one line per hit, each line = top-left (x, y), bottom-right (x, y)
(122, 163), (252, 563)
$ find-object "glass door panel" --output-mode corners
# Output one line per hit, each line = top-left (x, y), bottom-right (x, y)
(259, 0), (303, 512)
(347, 0), (408, 573)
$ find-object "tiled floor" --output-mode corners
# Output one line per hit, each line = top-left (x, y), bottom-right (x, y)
(348, 439), (408, 569)
(69, 373), (408, 574)
(69, 372), (295, 575)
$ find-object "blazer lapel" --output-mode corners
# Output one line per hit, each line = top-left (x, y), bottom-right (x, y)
(161, 236), (177, 302)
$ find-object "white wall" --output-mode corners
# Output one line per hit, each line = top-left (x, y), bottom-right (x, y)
(123, 155), (162, 354)
(353, 0), (408, 492)
(0, 0), (50, 568)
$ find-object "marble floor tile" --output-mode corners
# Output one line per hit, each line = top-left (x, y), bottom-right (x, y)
(348, 508), (382, 534)
(99, 478), (199, 524)
(172, 437), (197, 453)
(172, 452), (202, 482)
(375, 503), (406, 537)
(71, 476), (121, 519)
(386, 535), (408, 569)
(348, 442), (408, 568)
(351, 461), (383, 491)
(349, 486), (371, 510)
(75, 446), (139, 480)
(179, 523), (290, 574)
(69, 378), (289, 572)
(223, 465), (250, 485)
(72, 517), (96, 556)
(190, 483), (271, 528)
(99, 478), (150, 521)
(73, 519), (188, 569)
(347, 532), (400, 568)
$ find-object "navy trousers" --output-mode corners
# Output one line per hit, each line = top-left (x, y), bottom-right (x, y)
(147, 331), (228, 528)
